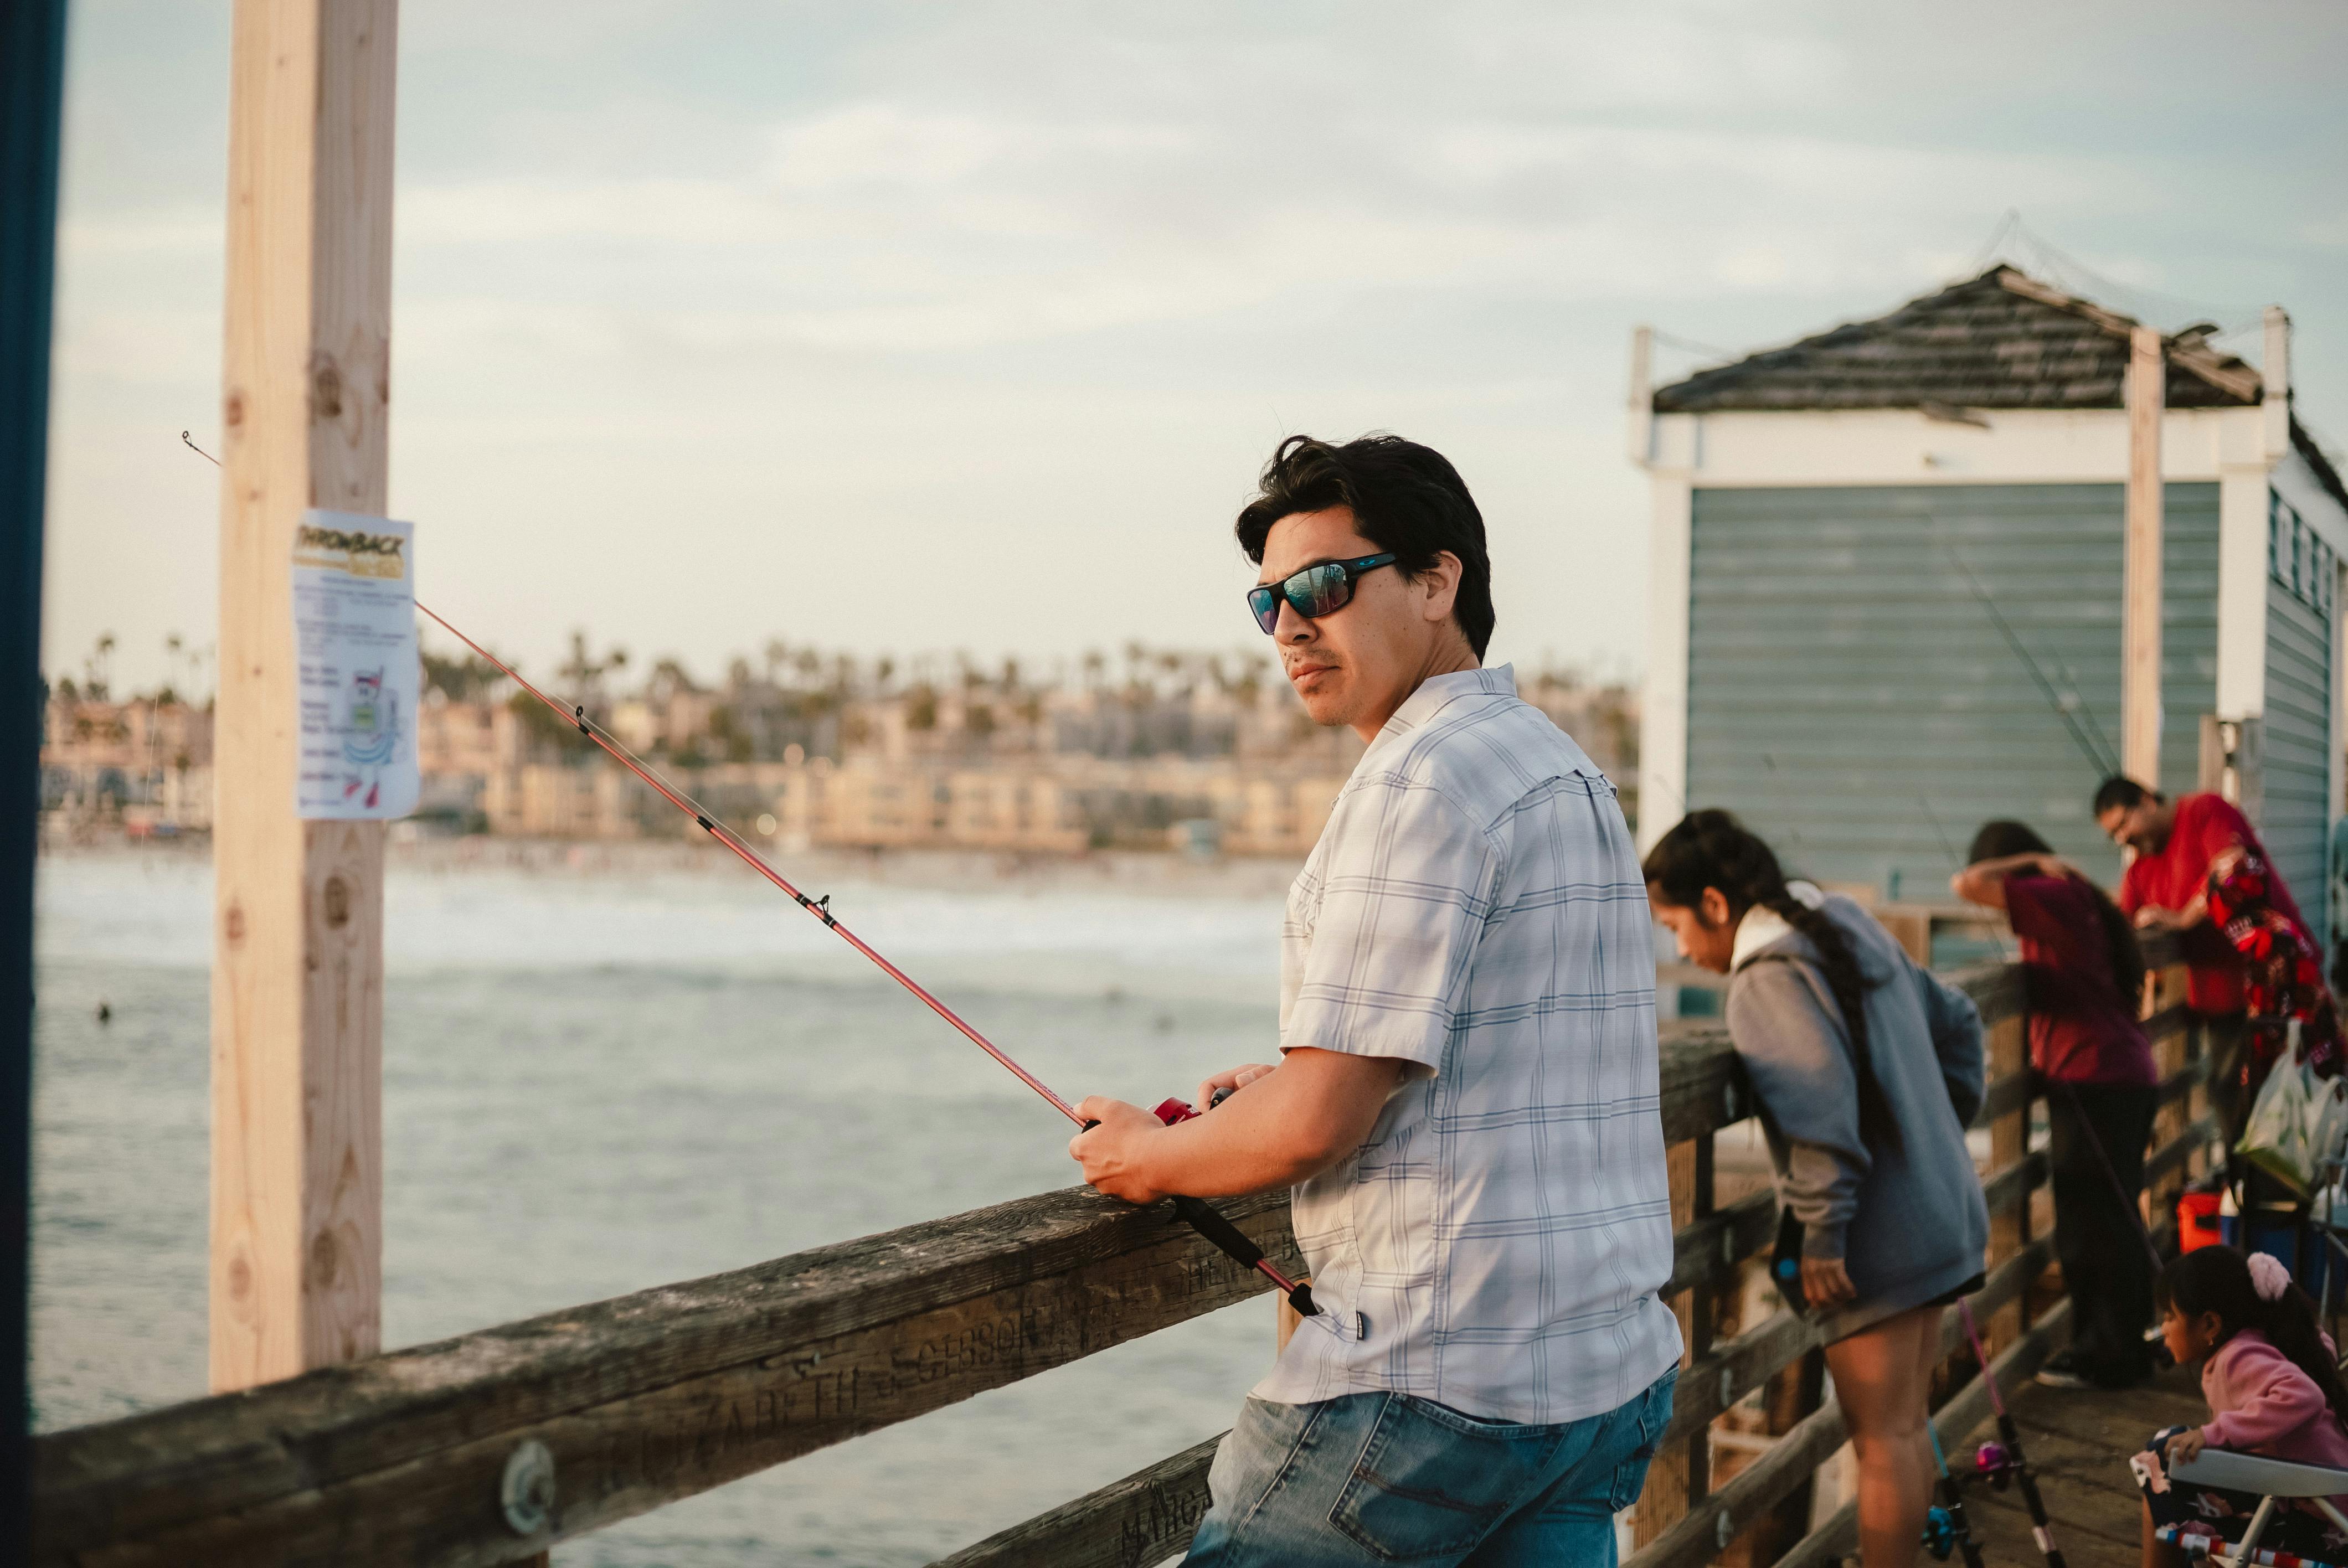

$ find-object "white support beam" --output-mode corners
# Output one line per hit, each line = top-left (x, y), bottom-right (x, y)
(1639, 467), (1692, 849)
(2265, 306), (2292, 462)
(1627, 326), (1654, 468)
(2331, 555), (2346, 947)
(2123, 325), (2166, 786)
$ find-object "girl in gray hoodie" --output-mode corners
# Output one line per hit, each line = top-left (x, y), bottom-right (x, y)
(1646, 810), (1987, 1568)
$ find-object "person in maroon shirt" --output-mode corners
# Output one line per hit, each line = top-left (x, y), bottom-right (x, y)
(1955, 820), (2158, 1389)
(2094, 777), (2332, 1155)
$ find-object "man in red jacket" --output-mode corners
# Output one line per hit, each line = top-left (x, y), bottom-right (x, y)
(2094, 776), (2320, 1150)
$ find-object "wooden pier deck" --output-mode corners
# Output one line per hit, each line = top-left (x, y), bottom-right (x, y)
(1943, 1359), (2203, 1568)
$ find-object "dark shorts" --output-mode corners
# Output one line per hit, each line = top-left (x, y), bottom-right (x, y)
(1817, 1272), (1985, 1345)
(2132, 1426), (2348, 1564)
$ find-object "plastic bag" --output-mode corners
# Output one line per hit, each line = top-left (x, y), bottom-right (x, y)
(2309, 1068), (2348, 1183)
(2239, 1031), (2348, 1194)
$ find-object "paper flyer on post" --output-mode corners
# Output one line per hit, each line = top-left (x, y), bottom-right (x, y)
(292, 508), (419, 819)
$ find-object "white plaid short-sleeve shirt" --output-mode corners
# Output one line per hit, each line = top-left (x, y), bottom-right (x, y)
(1251, 665), (1683, 1425)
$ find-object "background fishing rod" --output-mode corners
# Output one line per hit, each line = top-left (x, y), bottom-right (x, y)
(179, 432), (1319, 1317)
(1940, 540), (2122, 782)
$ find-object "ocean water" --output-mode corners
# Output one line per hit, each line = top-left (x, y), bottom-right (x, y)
(32, 845), (1297, 1566)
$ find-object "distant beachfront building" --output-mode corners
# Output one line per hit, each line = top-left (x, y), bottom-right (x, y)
(39, 695), (214, 835)
(1634, 265), (2348, 939)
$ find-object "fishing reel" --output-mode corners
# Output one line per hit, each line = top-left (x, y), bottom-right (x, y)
(1974, 1441), (2020, 1490)
(1150, 1086), (1236, 1125)
(1921, 1505), (1960, 1561)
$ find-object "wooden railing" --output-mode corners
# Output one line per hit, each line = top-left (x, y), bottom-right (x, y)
(32, 938), (2203, 1567)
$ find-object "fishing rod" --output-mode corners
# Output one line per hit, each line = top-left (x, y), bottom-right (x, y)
(1960, 1296), (2067, 1568)
(179, 432), (1319, 1317)
(1939, 543), (2122, 782)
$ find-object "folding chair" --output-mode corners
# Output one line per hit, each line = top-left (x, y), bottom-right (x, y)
(2158, 1449), (2348, 1568)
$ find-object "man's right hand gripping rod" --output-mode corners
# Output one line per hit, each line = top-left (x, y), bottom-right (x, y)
(1088, 1090), (1319, 1318)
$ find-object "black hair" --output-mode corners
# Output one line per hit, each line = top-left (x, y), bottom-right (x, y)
(2093, 775), (2159, 817)
(1641, 809), (1891, 1140)
(1234, 434), (1495, 658)
(2160, 1246), (2348, 1438)
(1965, 819), (2145, 1001)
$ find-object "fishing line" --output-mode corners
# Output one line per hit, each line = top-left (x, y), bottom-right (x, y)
(179, 432), (1318, 1314)
(1939, 543), (2120, 781)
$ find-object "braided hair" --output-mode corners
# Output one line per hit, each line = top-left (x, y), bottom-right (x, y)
(1642, 809), (1892, 1141)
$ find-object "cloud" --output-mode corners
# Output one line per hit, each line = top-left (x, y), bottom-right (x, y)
(352, 97), (2165, 371)
(40, 0), (2348, 696)
(767, 104), (1192, 195)
(399, 179), (790, 247)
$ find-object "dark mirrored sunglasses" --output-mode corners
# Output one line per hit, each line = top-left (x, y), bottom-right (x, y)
(1246, 553), (1397, 635)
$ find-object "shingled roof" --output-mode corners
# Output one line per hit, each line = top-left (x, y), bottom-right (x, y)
(1651, 265), (2262, 414)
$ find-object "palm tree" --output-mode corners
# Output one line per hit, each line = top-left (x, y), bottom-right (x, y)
(83, 633), (117, 700)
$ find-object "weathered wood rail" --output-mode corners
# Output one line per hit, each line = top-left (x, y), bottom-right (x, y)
(33, 933), (2205, 1567)
(35, 1189), (1304, 1565)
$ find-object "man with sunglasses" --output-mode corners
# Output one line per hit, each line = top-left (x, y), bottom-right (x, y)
(1070, 434), (1680, 1567)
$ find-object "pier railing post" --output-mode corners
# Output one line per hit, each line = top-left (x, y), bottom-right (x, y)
(1983, 1008), (2030, 1357)
(209, 0), (399, 1392)
(1631, 1132), (1711, 1549)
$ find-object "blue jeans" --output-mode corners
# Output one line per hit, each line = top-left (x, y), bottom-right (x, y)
(1183, 1370), (1677, 1567)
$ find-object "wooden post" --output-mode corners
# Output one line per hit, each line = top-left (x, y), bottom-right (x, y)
(2123, 322), (2166, 785)
(1984, 1012), (2028, 1355)
(1873, 907), (1932, 966)
(1627, 324), (1654, 466)
(210, 0), (398, 1392)
(2148, 961), (2195, 1234)
(1633, 1136), (1709, 1548)
(1722, 1347), (1826, 1568)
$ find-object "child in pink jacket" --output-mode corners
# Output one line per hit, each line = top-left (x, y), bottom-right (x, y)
(2134, 1247), (2348, 1566)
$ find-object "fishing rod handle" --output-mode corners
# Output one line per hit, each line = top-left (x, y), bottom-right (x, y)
(1082, 1094), (1319, 1317)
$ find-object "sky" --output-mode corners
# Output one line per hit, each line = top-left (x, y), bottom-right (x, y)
(40, 0), (2348, 698)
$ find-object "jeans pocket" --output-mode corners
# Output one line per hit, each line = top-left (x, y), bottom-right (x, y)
(1330, 1394), (1552, 1561)
(1606, 1370), (1678, 1510)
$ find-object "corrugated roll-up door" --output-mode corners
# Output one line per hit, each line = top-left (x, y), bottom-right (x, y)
(2263, 490), (2334, 947)
(1682, 482), (2219, 897)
